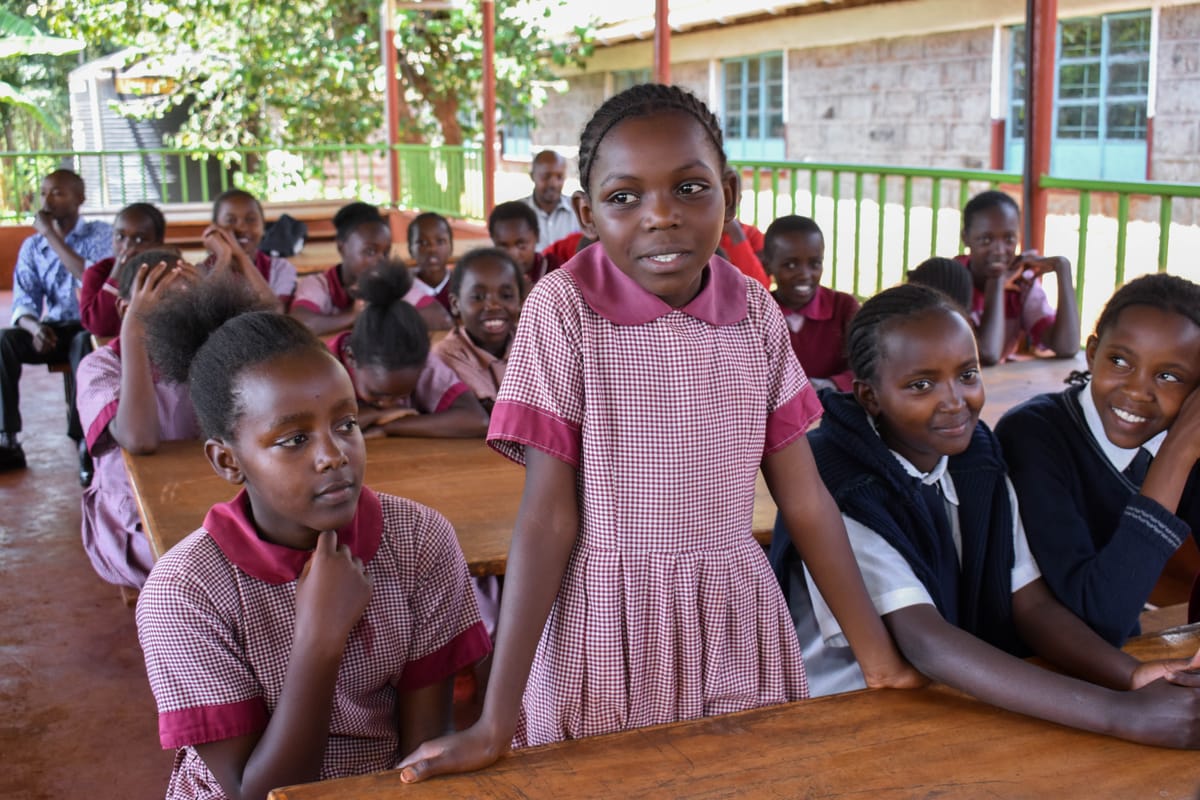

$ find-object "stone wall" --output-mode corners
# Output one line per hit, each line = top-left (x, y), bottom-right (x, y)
(1153, 3), (1200, 186)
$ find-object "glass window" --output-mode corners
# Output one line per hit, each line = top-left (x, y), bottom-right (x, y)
(721, 52), (786, 160)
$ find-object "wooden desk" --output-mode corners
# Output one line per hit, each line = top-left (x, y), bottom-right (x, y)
(268, 623), (1200, 800)
(978, 352), (1083, 427)
(125, 438), (779, 576)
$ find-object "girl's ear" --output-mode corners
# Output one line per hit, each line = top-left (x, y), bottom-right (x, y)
(572, 190), (598, 239)
(115, 297), (129, 319)
(1084, 333), (1100, 372)
(205, 438), (245, 485)
(448, 293), (461, 319)
(721, 167), (739, 224)
(343, 344), (356, 369)
(852, 378), (882, 417)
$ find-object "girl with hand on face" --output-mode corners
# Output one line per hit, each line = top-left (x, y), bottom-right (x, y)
(397, 84), (921, 783)
(773, 283), (1200, 749)
(996, 274), (1200, 645)
(135, 298), (490, 800)
(203, 189), (297, 312)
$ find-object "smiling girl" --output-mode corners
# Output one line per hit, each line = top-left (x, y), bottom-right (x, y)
(203, 189), (297, 311)
(135, 300), (489, 800)
(774, 282), (1200, 748)
(996, 274), (1200, 645)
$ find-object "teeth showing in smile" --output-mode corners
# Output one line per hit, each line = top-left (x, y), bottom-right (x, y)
(649, 253), (680, 263)
(482, 319), (506, 332)
(1112, 407), (1147, 424)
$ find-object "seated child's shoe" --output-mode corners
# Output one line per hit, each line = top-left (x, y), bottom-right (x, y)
(78, 439), (94, 487)
(0, 434), (26, 471)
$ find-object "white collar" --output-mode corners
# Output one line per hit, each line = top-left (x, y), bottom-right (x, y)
(867, 414), (960, 506)
(1077, 381), (1165, 472)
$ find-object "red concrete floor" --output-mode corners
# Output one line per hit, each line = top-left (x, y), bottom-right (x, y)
(0, 291), (174, 799)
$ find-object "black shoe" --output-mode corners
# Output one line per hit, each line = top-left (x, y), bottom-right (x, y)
(78, 439), (94, 487)
(0, 443), (26, 471)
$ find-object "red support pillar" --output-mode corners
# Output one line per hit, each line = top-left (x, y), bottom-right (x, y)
(654, 0), (670, 84)
(482, 0), (496, 216)
(382, 0), (401, 206)
(1024, 0), (1056, 253)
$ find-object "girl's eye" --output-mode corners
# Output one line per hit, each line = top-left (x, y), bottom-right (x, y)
(1157, 371), (1182, 383)
(909, 379), (933, 392)
(677, 181), (707, 196)
(338, 417), (359, 433)
(1110, 355), (1130, 369)
(608, 191), (637, 206)
(960, 368), (980, 384)
(277, 433), (307, 448)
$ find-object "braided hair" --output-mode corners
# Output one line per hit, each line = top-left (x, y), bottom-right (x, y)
(906, 257), (973, 311)
(577, 83), (726, 194)
(347, 262), (429, 369)
(848, 283), (969, 383)
(1066, 272), (1200, 386)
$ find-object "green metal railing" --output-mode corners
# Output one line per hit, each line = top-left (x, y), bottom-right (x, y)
(0, 143), (486, 224)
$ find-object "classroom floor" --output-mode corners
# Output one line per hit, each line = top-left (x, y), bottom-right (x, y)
(0, 296), (173, 799)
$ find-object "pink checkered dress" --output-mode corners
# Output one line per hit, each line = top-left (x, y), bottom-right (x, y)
(136, 489), (491, 799)
(76, 340), (200, 588)
(488, 246), (820, 748)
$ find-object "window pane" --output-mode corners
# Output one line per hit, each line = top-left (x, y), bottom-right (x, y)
(767, 55), (783, 82)
(1108, 60), (1148, 96)
(1061, 17), (1102, 59)
(725, 87), (742, 115)
(1107, 101), (1147, 139)
(1057, 104), (1099, 139)
(748, 86), (761, 115)
(725, 113), (743, 139)
(1109, 14), (1151, 55)
(747, 58), (760, 83)
(768, 112), (784, 138)
(747, 114), (761, 139)
(1011, 26), (1026, 62)
(1011, 64), (1026, 101)
(724, 61), (742, 86)
(1011, 103), (1026, 139)
(1060, 63), (1101, 99)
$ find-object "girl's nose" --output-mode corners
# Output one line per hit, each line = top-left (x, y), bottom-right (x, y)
(315, 433), (349, 471)
(644, 193), (680, 230)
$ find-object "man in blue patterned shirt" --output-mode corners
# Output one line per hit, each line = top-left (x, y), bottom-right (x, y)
(1, 170), (112, 480)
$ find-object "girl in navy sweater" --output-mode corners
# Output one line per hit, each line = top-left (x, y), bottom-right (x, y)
(996, 274), (1200, 645)
(772, 283), (1200, 748)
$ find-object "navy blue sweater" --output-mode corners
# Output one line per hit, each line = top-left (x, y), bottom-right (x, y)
(995, 386), (1198, 645)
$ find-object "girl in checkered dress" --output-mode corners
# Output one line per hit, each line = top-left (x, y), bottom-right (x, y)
(398, 84), (921, 782)
(135, 298), (490, 799)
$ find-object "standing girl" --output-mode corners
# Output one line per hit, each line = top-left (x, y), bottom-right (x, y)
(135, 300), (490, 800)
(996, 274), (1200, 645)
(433, 247), (524, 414)
(774, 283), (1200, 747)
(204, 189), (297, 311)
(399, 84), (918, 781)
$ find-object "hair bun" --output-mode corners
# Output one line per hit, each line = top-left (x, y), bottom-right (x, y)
(355, 260), (414, 308)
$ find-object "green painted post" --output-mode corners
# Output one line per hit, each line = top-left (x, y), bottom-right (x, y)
(853, 172), (864, 295)
(1076, 191), (1090, 309)
(1158, 197), (1172, 273)
(930, 177), (942, 257)
(876, 174), (887, 296)
(902, 176), (913, 268)
(1115, 193), (1130, 286)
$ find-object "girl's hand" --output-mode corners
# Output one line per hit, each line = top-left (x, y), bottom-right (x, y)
(1163, 386), (1200, 464)
(203, 225), (236, 268)
(396, 721), (509, 784)
(294, 531), (371, 651)
(1115, 680), (1200, 748)
(127, 260), (197, 319)
(861, 658), (928, 690)
(1131, 647), (1200, 690)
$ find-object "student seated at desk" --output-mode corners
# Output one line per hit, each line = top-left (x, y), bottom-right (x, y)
(488, 201), (560, 289)
(406, 211), (455, 323)
(77, 252), (269, 590)
(136, 308), (490, 800)
(79, 202), (167, 338)
(289, 202), (392, 336)
(330, 267), (489, 438)
(433, 248), (524, 415)
(772, 284), (1200, 749)
(996, 274), (1200, 645)
(202, 189), (297, 312)
(763, 215), (859, 392)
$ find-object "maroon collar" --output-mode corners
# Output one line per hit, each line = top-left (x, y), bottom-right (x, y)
(778, 285), (834, 322)
(203, 486), (383, 584)
(327, 264), (352, 309)
(563, 245), (748, 326)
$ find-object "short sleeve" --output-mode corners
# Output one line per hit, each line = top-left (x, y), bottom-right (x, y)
(136, 537), (269, 748)
(76, 346), (123, 453)
(392, 502), (491, 690)
(1021, 280), (1055, 345)
(268, 256), (298, 300)
(752, 285), (822, 455)
(291, 272), (332, 314)
(487, 274), (585, 467)
(413, 354), (469, 414)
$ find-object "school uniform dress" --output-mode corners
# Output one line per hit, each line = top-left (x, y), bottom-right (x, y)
(79, 256), (122, 337)
(76, 340), (199, 588)
(488, 245), (821, 747)
(329, 332), (469, 415)
(200, 250), (297, 309)
(136, 488), (490, 799)
(291, 264), (353, 316)
(996, 384), (1199, 645)
(953, 255), (1055, 362)
(774, 286), (859, 391)
(408, 273), (452, 312)
(772, 391), (1040, 696)
(432, 327), (509, 409)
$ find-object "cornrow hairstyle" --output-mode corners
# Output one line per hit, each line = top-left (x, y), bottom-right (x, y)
(762, 215), (824, 261)
(211, 188), (264, 223)
(118, 202), (167, 242)
(348, 261), (429, 369)
(848, 283), (969, 383)
(487, 201), (539, 239)
(447, 247), (527, 302)
(1066, 272), (1200, 386)
(906, 256), (974, 311)
(406, 211), (453, 251)
(961, 190), (1019, 234)
(333, 201), (386, 242)
(116, 247), (184, 300)
(577, 83), (726, 194)
(143, 277), (284, 438)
